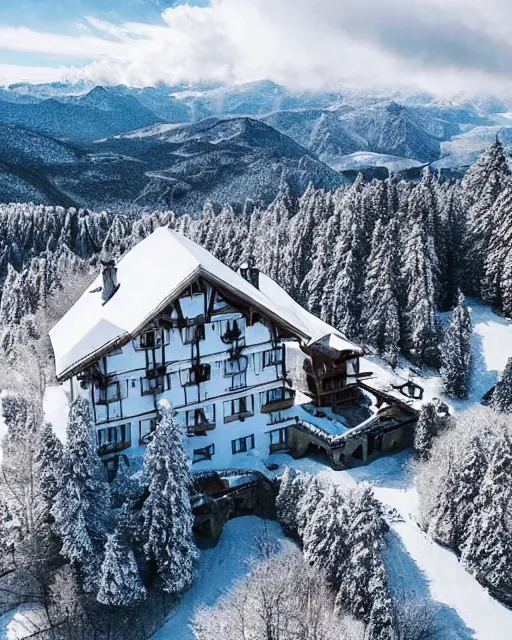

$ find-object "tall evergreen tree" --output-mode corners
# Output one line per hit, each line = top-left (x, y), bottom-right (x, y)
(440, 291), (472, 399)
(97, 531), (147, 607)
(461, 433), (512, 601)
(401, 218), (438, 367)
(141, 404), (198, 595)
(340, 485), (388, 620)
(276, 467), (309, 539)
(365, 563), (396, 640)
(414, 401), (449, 461)
(296, 478), (325, 539)
(281, 183), (317, 303)
(491, 357), (512, 412)
(35, 422), (63, 522)
(362, 217), (401, 366)
(51, 398), (110, 584)
(461, 139), (511, 296)
(302, 485), (351, 589)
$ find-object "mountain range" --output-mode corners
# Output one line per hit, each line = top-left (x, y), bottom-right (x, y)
(0, 79), (511, 213)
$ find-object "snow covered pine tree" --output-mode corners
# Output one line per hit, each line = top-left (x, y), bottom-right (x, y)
(51, 397), (110, 587)
(440, 291), (472, 399)
(97, 531), (147, 606)
(141, 402), (198, 595)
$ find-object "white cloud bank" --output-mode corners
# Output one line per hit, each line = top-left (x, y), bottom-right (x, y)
(2, 0), (512, 96)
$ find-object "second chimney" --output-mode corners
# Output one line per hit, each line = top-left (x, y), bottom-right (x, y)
(239, 260), (260, 290)
(101, 260), (119, 305)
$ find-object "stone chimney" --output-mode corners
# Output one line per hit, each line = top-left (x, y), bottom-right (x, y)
(101, 259), (119, 305)
(239, 260), (260, 290)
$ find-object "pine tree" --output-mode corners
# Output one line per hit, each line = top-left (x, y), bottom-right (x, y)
(281, 183), (317, 303)
(482, 188), (512, 310)
(51, 398), (110, 582)
(97, 531), (147, 607)
(362, 217), (400, 366)
(461, 139), (511, 296)
(451, 436), (487, 552)
(492, 357), (512, 412)
(401, 170), (439, 367)
(302, 485), (351, 589)
(414, 401), (448, 461)
(364, 563), (396, 640)
(401, 220), (438, 367)
(35, 422), (63, 522)
(275, 467), (309, 539)
(296, 478), (325, 539)
(440, 291), (472, 399)
(141, 404), (198, 595)
(461, 433), (512, 601)
(340, 485), (388, 620)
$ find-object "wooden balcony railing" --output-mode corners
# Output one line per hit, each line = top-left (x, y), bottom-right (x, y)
(260, 389), (295, 414)
(97, 441), (131, 457)
(187, 421), (216, 436)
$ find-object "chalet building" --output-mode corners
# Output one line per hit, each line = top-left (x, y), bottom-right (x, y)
(49, 227), (416, 471)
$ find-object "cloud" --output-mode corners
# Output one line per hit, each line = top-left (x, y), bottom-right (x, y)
(2, 0), (512, 97)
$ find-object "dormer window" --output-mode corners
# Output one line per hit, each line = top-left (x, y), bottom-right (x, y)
(136, 329), (165, 350)
(224, 356), (248, 376)
(221, 319), (244, 344)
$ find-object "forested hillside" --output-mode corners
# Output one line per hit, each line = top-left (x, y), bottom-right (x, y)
(0, 139), (509, 378)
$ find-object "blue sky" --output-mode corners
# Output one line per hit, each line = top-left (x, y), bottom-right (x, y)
(1, 0), (512, 96)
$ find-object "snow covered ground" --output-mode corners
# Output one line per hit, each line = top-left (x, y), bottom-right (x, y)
(151, 517), (289, 640)
(153, 300), (512, 640)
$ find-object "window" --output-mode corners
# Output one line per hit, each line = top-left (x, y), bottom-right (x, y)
(177, 405), (215, 431)
(97, 424), (130, 449)
(139, 418), (157, 444)
(220, 318), (245, 344)
(95, 381), (127, 404)
(232, 434), (255, 454)
(136, 329), (166, 350)
(213, 291), (229, 311)
(224, 395), (254, 423)
(182, 323), (205, 344)
(269, 427), (288, 445)
(230, 372), (247, 390)
(268, 427), (289, 453)
(263, 348), (283, 367)
(193, 443), (215, 463)
(261, 387), (284, 406)
(167, 372), (180, 389)
(141, 376), (164, 395)
(185, 364), (211, 385)
(269, 410), (285, 425)
(224, 356), (248, 376)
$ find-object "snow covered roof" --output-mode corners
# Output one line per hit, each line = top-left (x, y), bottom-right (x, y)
(50, 227), (362, 381)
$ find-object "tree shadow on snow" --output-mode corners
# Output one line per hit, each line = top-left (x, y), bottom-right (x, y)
(384, 529), (476, 640)
(469, 331), (499, 404)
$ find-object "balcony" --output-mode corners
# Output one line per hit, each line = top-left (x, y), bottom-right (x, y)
(260, 388), (295, 413)
(187, 421), (216, 436)
(146, 364), (167, 380)
(269, 441), (290, 455)
(224, 410), (254, 424)
(97, 440), (131, 457)
(95, 393), (121, 406)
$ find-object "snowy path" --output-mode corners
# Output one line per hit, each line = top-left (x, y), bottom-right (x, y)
(151, 517), (287, 640)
